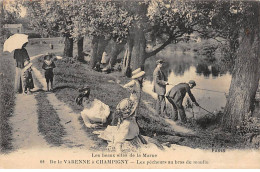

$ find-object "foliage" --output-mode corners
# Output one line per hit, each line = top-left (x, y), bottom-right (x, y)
(147, 0), (204, 41)
(71, 0), (134, 42)
(1, 0), (21, 24)
(0, 49), (16, 153)
(0, 1), (19, 43)
(25, 0), (74, 37)
(236, 113), (260, 148)
(0, 28), (11, 43)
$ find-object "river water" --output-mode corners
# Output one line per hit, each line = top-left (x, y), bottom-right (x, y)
(142, 46), (232, 116)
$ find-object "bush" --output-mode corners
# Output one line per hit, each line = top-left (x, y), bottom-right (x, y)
(194, 112), (223, 129)
(236, 113), (260, 148)
(27, 32), (41, 38)
(0, 28), (12, 44)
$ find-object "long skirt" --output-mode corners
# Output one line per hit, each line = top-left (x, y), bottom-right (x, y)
(97, 117), (139, 144)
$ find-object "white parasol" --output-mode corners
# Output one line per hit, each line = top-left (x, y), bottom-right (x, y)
(3, 34), (29, 53)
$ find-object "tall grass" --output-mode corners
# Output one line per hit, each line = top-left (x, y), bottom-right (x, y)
(33, 56), (177, 138)
(0, 51), (16, 153)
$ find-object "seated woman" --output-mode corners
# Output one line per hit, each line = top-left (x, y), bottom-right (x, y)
(94, 68), (146, 151)
(75, 86), (110, 128)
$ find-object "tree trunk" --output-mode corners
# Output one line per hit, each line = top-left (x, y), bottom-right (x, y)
(63, 35), (73, 57)
(90, 36), (109, 69)
(107, 40), (125, 68)
(122, 39), (134, 77)
(131, 25), (146, 71)
(97, 36), (109, 64)
(90, 36), (99, 69)
(222, 4), (260, 131)
(77, 37), (84, 61)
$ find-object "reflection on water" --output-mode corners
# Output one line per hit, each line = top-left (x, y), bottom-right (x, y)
(143, 48), (232, 115)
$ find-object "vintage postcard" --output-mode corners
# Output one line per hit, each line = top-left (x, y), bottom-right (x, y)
(0, 0), (260, 169)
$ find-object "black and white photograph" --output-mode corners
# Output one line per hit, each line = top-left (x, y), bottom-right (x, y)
(0, 0), (260, 169)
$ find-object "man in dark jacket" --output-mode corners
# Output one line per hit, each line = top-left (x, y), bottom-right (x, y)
(166, 80), (199, 123)
(153, 59), (169, 117)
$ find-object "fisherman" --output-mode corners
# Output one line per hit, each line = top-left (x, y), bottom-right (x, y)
(153, 59), (169, 118)
(166, 80), (199, 123)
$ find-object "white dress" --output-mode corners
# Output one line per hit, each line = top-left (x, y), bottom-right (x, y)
(81, 99), (110, 127)
(96, 80), (141, 144)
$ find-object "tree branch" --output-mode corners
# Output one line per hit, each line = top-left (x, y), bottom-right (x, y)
(193, 28), (227, 44)
(145, 36), (174, 59)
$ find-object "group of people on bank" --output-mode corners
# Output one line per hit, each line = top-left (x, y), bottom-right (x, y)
(13, 42), (199, 151)
(75, 59), (199, 150)
(14, 43), (56, 94)
(153, 59), (199, 123)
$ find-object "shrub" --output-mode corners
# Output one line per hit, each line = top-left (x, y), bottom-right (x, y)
(236, 113), (260, 148)
(27, 32), (41, 38)
(0, 29), (12, 44)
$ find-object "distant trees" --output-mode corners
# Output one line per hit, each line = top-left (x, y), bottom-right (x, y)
(25, 0), (74, 57)
(0, 1), (20, 42)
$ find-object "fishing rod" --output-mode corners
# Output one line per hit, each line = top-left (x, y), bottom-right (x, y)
(198, 105), (215, 116)
(194, 88), (226, 94)
(167, 83), (226, 94)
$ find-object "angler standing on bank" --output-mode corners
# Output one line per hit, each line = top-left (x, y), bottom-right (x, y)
(153, 59), (169, 118)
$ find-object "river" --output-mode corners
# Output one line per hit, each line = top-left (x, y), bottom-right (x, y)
(142, 46), (232, 116)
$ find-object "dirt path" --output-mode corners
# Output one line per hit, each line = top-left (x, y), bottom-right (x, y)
(10, 83), (49, 151)
(32, 66), (95, 149)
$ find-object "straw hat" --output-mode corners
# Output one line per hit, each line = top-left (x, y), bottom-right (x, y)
(132, 70), (145, 79)
(116, 98), (137, 118)
(23, 61), (32, 71)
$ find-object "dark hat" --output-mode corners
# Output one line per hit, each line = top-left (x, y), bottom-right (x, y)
(156, 59), (164, 64)
(188, 80), (196, 86)
(75, 86), (90, 106)
(79, 86), (90, 94)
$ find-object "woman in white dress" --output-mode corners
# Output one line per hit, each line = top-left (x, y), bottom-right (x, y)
(75, 86), (110, 128)
(95, 68), (145, 150)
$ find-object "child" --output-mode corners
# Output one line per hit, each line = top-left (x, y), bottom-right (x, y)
(42, 53), (56, 91)
(23, 60), (34, 94)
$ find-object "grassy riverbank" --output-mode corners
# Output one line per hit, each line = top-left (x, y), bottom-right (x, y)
(0, 50), (16, 153)
(32, 55), (179, 147)
(27, 40), (255, 150)
(2, 38), (256, 153)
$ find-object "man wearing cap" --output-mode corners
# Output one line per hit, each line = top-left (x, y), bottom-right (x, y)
(153, 59), (169, 117)
(166, 80), (199, 123)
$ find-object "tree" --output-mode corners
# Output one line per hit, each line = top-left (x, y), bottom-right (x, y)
(194, 1), (260, 131)
(71, 0), (133, 68)
(120, 0), (209, 72)
(0, 0), (20, 43)
(220, 2), (260, 131)
(25, 0), (74, 57)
